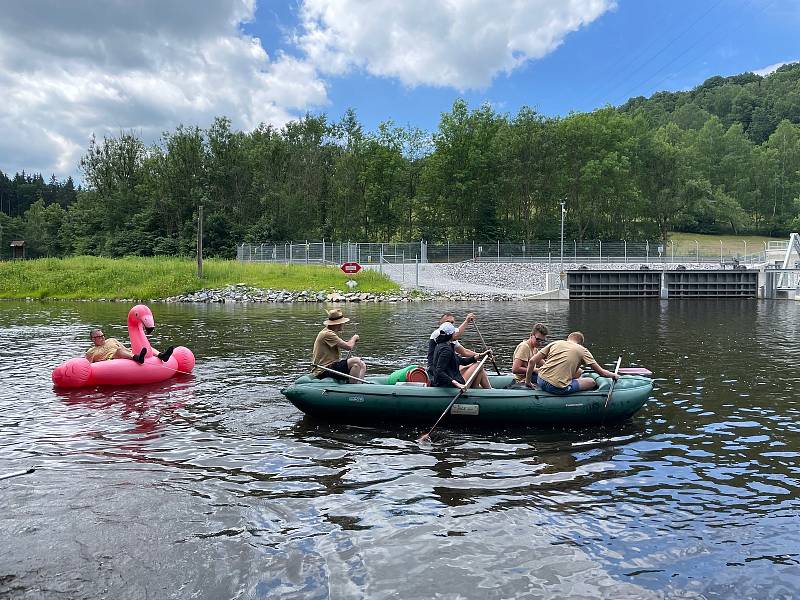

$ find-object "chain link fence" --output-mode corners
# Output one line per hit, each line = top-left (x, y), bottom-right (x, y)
(238, 239), (771, 266)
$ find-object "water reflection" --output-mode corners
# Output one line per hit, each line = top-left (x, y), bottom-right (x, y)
(0, 299), (799, 598)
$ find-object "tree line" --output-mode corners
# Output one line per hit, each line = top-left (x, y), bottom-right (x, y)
(1, 63), (799, 259)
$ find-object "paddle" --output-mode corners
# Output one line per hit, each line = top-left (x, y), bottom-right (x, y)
(312, 363), (375, 385)
(603, 356), (623, 411)
(0, 467), (35, 481)
(584, 366), (651, 377)
(417, 355), (488, 444)
(471, 320), (501, 376)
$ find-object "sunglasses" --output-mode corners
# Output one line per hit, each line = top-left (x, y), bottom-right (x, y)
(534, 336), (547, 344)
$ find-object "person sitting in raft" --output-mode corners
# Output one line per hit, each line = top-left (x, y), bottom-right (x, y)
(85, 329), (174, 364)
(426, 312), (486, 384)
(430, 323), (492, 389)
(311, 309), (366, 383)
(524, 331), (618, 395)
(510, 322), (549, 389)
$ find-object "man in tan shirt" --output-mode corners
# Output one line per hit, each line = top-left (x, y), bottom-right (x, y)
(510, 322), (549, 387)
(524, 331), (618, 395)
(311, 309), (366, 383)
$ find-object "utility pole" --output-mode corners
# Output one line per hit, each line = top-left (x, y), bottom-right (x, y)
(197, 204), (203, 279)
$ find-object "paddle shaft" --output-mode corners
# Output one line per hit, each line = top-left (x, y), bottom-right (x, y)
(471, 321), (501, 376)
(584, 366), (651, 377)
(603, 356), (623, 410)
(312, 362), (374, 385)
(417, 356), (488, 443)
(0, 467), (35, 481)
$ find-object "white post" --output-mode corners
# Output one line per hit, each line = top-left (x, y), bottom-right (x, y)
(415, 255), (419, 287)
(497, 240), (500, 263)
(322, 238), (325, 263)
(447, 239), (450, 263)
(671, 240), (675, 263)
(624, 240), (627, 264)
(720, 240), (723, 264)
(695, 240), (699, 263)
(743, 241), (747, 265)
(599, 240), (602, 264)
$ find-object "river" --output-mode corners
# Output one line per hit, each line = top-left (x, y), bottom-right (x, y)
(1, 299), (798, 599)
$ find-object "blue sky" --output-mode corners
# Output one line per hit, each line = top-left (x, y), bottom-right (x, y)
(0, 0), (798, 179)
(244, 0), (800, 131)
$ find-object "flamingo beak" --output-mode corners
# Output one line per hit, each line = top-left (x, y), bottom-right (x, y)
(145, 326), (155, 334)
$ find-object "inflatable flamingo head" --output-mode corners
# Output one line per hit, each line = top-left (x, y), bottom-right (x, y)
(128, 304), (156, 334)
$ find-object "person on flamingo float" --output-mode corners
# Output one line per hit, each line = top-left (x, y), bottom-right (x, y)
(85, 329), (174, 365)
(311, 309), (366, 383)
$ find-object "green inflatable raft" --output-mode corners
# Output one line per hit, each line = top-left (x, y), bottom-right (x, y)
(282, 373), (653, 426)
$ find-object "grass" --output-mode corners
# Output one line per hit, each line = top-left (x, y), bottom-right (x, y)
(668, 232), (785, 258)
(0, 256), (400, 300)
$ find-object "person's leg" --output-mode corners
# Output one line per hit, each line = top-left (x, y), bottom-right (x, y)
(347, 357), (366, 382)
(157, 346), (175, 362)
(461, 363), (479, 385)
(477, 368), (492, 389)
(575, 377), (597, 391)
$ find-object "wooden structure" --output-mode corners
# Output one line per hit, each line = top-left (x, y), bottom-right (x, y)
(10, 240), (25, 259)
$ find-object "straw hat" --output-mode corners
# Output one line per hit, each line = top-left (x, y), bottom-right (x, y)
(323, 308), (350, 326)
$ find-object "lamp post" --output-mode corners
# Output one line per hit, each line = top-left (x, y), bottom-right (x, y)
(559, 199), (566, 274)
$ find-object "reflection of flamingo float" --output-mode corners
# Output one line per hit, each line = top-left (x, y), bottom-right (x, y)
(52, 304), (195, 388)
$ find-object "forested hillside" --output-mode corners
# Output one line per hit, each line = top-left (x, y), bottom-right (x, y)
(1, 64), (799, 259)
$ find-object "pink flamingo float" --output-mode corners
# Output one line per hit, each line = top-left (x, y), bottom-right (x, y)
(52, 304), (195, 388)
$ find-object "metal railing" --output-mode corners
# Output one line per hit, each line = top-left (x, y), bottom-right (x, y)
(237, 239), (770, 266)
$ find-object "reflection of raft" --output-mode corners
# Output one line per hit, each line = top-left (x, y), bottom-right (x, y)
(52, 305), (195, 388)
(282, 373), (653, 426)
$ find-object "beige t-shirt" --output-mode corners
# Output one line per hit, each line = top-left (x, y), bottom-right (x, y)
(512, 339), (535, 382)
(537, 340), (596, 388)
(311, 328), (344, 375)
(85, 338), (125, 362)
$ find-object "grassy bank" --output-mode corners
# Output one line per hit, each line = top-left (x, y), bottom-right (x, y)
(0, 256), (400, 300)
(669, 232), (783, 257)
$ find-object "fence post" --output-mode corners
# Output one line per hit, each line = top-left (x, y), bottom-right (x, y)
(599, 240), (602, 264)
(695, 240), (699, 263)
(415, 255), (419, 287)
(305, 240), (309, 265)
(402, 251), (405, 283)
(720, 240), (723, 264)
(743, 241), (747, 264)
(473, 240), (475, 261)
(322, 238), (325, 263)
(447, 239), (450, 263)
(624, 240), (627, 264)
(574, 240), (577, 262)
(379, 244), (383, 274)
(671, 240), (674, 263)
(646, 241), (649, 263)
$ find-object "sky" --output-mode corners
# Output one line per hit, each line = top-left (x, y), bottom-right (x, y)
(1, 0), (798, 181)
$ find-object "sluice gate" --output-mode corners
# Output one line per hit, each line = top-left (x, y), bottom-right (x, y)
(567, 269), (759, 299)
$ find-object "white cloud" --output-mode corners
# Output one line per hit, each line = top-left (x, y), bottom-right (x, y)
(0, 0), (327, 179)
(296, 0), (615, 89)
(752, 61), (798, 77)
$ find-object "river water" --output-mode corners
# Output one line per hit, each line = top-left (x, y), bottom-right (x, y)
(0, 299), (798, 599)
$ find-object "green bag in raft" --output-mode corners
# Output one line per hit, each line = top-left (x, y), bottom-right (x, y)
(387, 365), (418, 385)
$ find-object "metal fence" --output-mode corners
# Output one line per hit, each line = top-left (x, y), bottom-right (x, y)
(237, 239), (771, 266)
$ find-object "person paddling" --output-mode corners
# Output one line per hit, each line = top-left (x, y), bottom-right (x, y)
(311, 309), (367, 384)
(426, 312), (489, 387)
(86, 329), (174, 365)
(430, 323), (492, 389)
(524, 331), (618, 394)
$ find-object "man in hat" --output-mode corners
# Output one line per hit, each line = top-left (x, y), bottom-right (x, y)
(311, 308), (367, 383)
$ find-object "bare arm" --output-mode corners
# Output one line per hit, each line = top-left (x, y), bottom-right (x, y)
(454, 343), (478, 358)
(524, 351), (545, 385)
(587, 361), (619, 380)
(453, 312), (475, 341)
(511, 358), (528, 376)
(336, 334), (359, 352)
